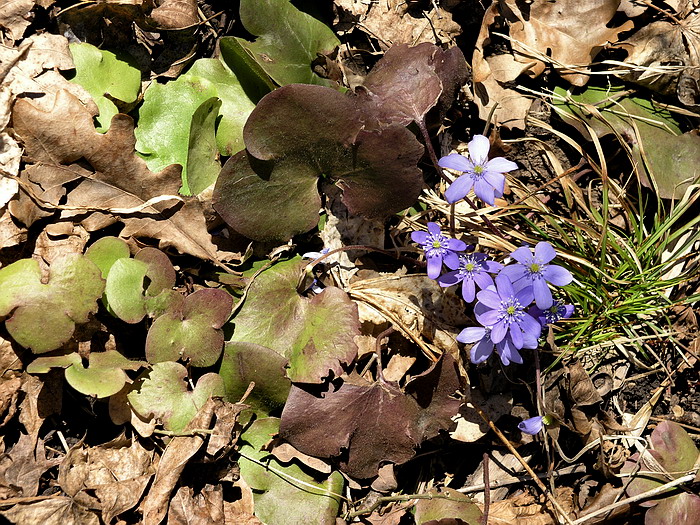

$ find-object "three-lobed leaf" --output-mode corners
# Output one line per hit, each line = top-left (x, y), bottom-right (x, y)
(0, 255), (105, 353)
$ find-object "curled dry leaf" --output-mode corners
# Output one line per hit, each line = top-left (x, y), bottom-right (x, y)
(347, 270), (470, 360)
(11, 89), (223, 261)
(334, 0), (461, 49)
(503, 0), (634, 86)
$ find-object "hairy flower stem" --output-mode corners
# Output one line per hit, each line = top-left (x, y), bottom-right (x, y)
(416, 119), (507, 241)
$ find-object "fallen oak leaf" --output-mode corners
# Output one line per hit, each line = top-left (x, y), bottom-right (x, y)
(11, 89), (223, 262)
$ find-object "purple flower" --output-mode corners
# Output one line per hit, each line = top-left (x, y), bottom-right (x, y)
(437, 252), (503, 302)
(500, 242), (573, 309)
(529, 300), (575, 326)
(518, 416), (544, 435)
(438, 135), (518, 206)
(475, 274), (542, 349)
(411, 222), (466, 279)
(302, 247), (330, 261)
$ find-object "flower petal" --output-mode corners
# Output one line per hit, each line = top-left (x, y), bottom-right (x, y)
(510, 246), (533, 264)
(476, 289), (501, 308)
(447, 238), (467, 252)
(438, 153), (472, 172)
(427, 255), (443, 279)
(563, 304), (575, 318)
(468, 134), (490, 164)
(457, 326), (486, 343)
(411, 230), (428, 244)
(495, 274), (515, 299)
(533, 278), (553, 309)
(443, 251), (461, 270)
(473, 271), (494, 291)
(473, 179), (496, 205)
(491, 320), (507, 343)
(427, 222), (441, 236)
(518, 416), (544, 435)
(444, 175), (474, 203)
(500, 264), (526, 282)
(519, 312), (542, 341)
(542, 264), (573, 286)
(484, 260), (503, 273)
(534, 241), (557, 263)
(515, 286), (534, 306)
(485, 157), (518, 174)
(471, 337), (494, 364)
(437, 270), (462, 287)
(476, 308), (500, 327)
(462, 279), (476, 302)
(483, 171), (506, 195)
(510, 323), (524, 349)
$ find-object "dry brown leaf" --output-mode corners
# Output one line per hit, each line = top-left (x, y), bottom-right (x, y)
(0, 0), (35, 43)
(167, 484), (224, 525)
(503, 0), (634, 86)
(33, 223), (90, 265)
(223, 477), (263, 525)
(347, 271), (469, 360)
(58, 434), (155, 524)
(334, 0), (461, 49)
(141, 397), (217, 525)
(451, 390), (513, 443)
(477, 487), (574, 524)
(11, 90), (224, 262)
(472, 4), (534, 129)
(150, 0), (198, 29)
(620, 8), (700, 103)
(269, 441), (332, 474)
(0, 497), (100, 525)
(0, 433), (61, 498)
(205, 398), (247, 458)
(0, 375), (22, 428)
(0, 207), (26, 249)
(0, 133), (21, 202)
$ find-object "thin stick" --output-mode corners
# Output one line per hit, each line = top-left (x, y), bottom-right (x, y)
(474, 405), (574, 525)
(481, 452), (491, 525)
(571, 473), (696, 524)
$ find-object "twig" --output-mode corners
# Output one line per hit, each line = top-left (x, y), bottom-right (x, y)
(456, 464), (587, 493)
(571, 473), (696, 524)
(481, 453), (490, 525)
(474, 405), (574, 524)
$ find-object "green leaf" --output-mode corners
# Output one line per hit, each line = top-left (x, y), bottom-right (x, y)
(223, 258), (359, 383)
(0, 255), (105, 353)
(237, 0), (339, 86)
(127, 362), (224, 433)
(239, 418), (344, 525)
(29, 350), (145, 398)
(145, 289), (233, 367)
(414, 488), (482, 524)
(104, 247), (176, 323)
(134, 58), (256, 193)
(219, 37), (275, 102)
(553, 86), (700, 199)
(68, 43), (141, 132)
(84, 236), (131, 279)
(219, 341), (291, 414)
(186, 97), (222, 196)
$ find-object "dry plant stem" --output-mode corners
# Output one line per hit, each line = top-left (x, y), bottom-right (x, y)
(571, 473), (697, 525)
(457, 464), (587, 493)
(481, 452), (490, 525)
(474, 405), (575, 525)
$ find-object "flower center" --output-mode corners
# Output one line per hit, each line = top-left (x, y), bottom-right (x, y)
(424, 234), (450, 257)
(498, 297), (524, 324)
(465, 263), (475, 272)
(471, 164), (486, 180)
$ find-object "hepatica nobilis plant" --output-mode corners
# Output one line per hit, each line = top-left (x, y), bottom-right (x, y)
(413, 134), (575, 366)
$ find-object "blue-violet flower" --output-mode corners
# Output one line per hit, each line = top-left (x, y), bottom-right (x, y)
(475, 274), (542, 349)
(518, 416), (544, 435)
(438, 252), (503, 302)
(438, 134), (518, 206)
(411, 222), (466, 279)
(528, 300), (575, 326)
(500, 241), (573, 309)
